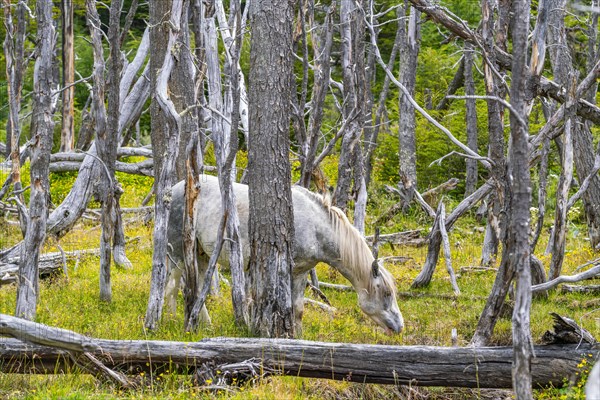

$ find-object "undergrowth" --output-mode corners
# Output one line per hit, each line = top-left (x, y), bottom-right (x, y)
(0, 171), (598, 399)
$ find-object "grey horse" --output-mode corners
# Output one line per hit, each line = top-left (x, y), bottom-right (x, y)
(165, 174), (404, 334)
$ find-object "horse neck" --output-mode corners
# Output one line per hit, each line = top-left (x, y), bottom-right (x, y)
(322, 215), (374, 292)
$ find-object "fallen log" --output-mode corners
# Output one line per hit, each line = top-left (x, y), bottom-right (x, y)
(365, 230), (426, 247)
(0, 314), (597, 388)
(532, 261), (600, 293)
(561, 284), (600, 295)
(0, 248), (101, 285)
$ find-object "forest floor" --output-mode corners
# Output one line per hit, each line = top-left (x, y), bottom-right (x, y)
(0, 171), (598, 399)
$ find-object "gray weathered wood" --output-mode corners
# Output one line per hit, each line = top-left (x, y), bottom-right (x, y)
(0, 314), (596, 389)
(463, 42), (478, 197)
(438, 203), (460, 295)
(145, 0), (184, 330)
(397, 3), (421, 209)
(15, 0), (56, 320)
(509, 0), (536, 394)
(561, 284), (600, 294)
(0, 248), (101, 285)
(365, 229), (424, 246)
(532, 262), (600, 293)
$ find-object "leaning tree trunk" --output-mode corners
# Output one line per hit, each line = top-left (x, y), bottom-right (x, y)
(247, 0), (296, 338)
(60, 0), (75, 152)
(15, 0), (56, 320)
(397, 2), (420, 210)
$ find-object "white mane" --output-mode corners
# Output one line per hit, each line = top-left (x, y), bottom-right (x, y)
(293, 186), (396, 294)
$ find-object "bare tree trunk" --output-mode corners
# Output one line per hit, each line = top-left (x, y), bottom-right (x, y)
(298, 5), (335, 189)
(463, 42), (478, 197)
(15, 0), (56, 320)
(247, 0), (296, 338)
(479, 0), (508, 269)
(3, 0), (28, 234)
(471, 0), (542, 349)
(547, 0), (600, 251)
(508, 1), (534, 397)
(548, 73), (577, 281)
(145, 0), (183, 331)
(86, 0), (111, 302)
(397, 2), (420, 210)
(60, 0), (75, 152)
(333, 0), (366, 213)
(364, 9), (403, 186)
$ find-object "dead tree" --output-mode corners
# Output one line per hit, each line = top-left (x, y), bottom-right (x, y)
(0, 314), (597, 389)
(397, 2), (421, 210)
(471, 0), (546, 350)
(15, 0), (56, 320)
(506, 0), (534, 396)
(463, 41), (478, 197)
(198, 0), (248, 327)
(2, 0), (28, 232)
(85, 0), (125, 302)
(60, 0), (75, 152)
(479, 0), (509, 269)
(548, 73), (577, 281)
(247, 0), (296, 338)
(145, 0), (184, 330)
(364, 8), (403, 187)
(297, 5), (335, 189)
(547, 0), (600, 268)
(2, 0), (27, 161)
(331, 0), (369, 235)
(0, 7), (149, 266)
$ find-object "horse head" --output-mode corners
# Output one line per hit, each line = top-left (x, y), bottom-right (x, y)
(357, 259), (404, 334)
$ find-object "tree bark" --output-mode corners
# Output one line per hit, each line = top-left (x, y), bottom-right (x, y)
(333, 0), (366, 216)
(397, 2), (420, 209)
(0, 316), (596, 389)
(298, 5), (335, 189)
(479, 0), (507, 269)
(548, 73), (577, 280)
(145, 0), (183, 330)
(247, 0), (296, 338)
(60, 0), (75, 152)
(463, 42), (478, 197)
(507, 0), (534, 397)
(15, 0), (56, 320)
(3, 0), (27, 235)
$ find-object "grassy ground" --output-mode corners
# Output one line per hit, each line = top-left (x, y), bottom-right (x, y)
(0, 172), (598, 399)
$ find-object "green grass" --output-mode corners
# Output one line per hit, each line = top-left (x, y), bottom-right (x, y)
(0, 176), (598, 399)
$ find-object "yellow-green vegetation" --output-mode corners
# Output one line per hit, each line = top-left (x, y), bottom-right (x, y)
(0, 171), (598, 400)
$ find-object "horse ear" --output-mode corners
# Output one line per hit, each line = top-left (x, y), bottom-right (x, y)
(371, 259), (380, 278)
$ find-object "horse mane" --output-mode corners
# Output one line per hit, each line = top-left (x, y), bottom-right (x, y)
(293, 185), (396, 295)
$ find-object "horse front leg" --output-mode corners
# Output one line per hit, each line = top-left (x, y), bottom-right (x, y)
(292, 272), (308, 337)
(165, 259), (182, 317)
